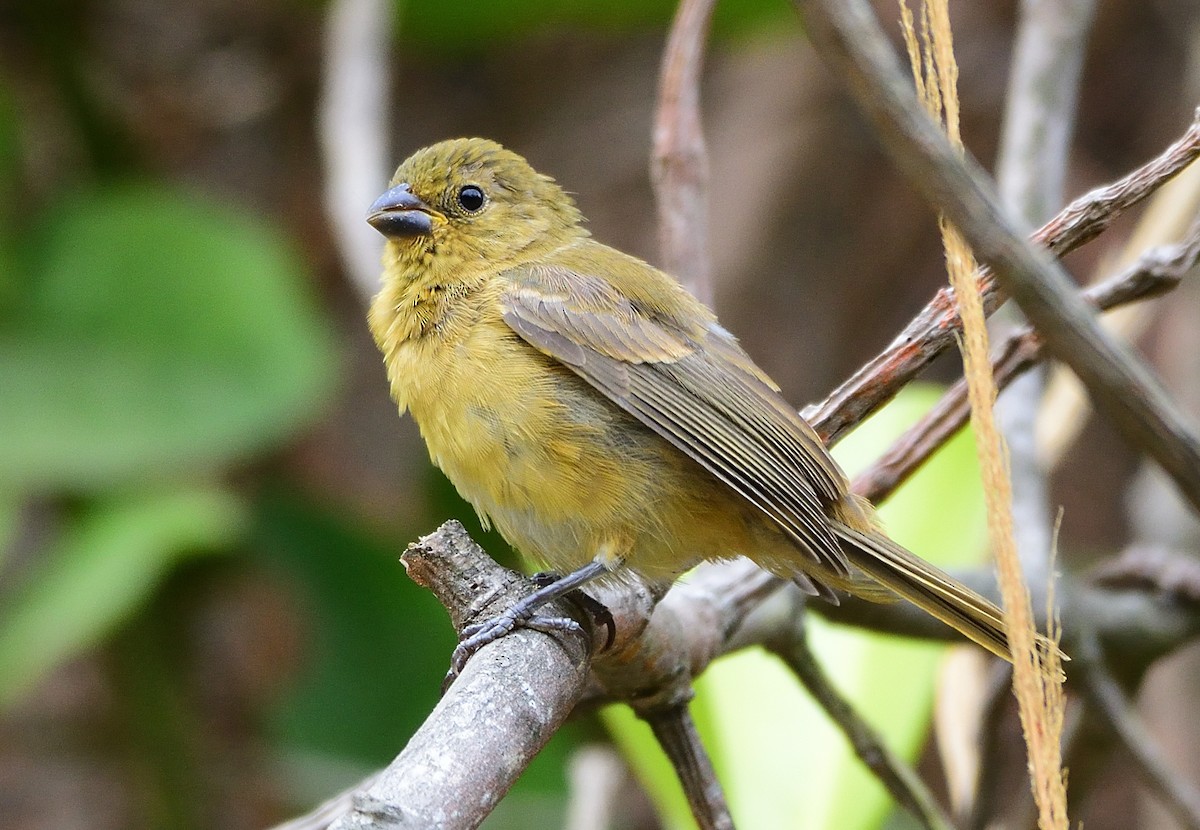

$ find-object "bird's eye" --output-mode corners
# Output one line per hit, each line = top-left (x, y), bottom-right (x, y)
(456, 185), (486, 213)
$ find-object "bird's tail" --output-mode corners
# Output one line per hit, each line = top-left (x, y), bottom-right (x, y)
(832, 524), (1015, 662)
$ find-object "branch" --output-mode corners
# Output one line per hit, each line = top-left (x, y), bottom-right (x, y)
(852, 226), (1197, 503)
(995, 0), (1095, 226)
(278, 539), (1200, 829)
(764, 598), (956, 830)
(322, 522), (595, 830)
(795, 0), (1200, 520)
(652, 0), (717, 304)
(319, 0), (392, 304)
(992, 0), (1095, 579)
(641, 703), (734, 830)
(815, 555), (1200, 674)
(801, 107), (1200, 448)
(1076, 633), (1200, 830)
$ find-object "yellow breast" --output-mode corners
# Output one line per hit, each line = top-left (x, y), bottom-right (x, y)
(370, 269), (768, 582)
(373, 278), (632, 547)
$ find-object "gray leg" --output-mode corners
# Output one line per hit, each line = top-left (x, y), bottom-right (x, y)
(445, 559), (611, 688)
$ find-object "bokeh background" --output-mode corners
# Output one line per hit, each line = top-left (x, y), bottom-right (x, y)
(1, 0), (1198, 828)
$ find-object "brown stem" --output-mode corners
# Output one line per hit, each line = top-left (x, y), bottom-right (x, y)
(652, 0), (717, 304)
(852, 227), (1197, 503)
(1076, 633), (1200, 830)
(765, 605), (956, 830)
(640, 702), (735, 830)
(802, 108), (1200, 449)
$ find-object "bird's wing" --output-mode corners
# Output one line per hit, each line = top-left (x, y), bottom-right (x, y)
(499, 262), (850, 574)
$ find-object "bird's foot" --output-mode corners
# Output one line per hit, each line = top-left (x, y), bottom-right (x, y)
(442, 606), (583, 691)
(531, 571), (616, 651)
(441, 565), (616, 692)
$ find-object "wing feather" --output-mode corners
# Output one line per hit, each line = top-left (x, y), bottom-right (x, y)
(500, 262), (852, 574)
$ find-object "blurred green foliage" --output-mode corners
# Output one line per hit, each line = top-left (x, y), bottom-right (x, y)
(0, 185), (335, 490)
(254, 490), (454, 762)
(0, 487), (246, 707)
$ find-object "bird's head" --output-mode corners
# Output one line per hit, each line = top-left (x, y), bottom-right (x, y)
(368, 138), (586, 281)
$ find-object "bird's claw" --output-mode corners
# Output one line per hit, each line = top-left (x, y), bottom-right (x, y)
(526, 572), (617, 650)
(442, 610), (585, 692)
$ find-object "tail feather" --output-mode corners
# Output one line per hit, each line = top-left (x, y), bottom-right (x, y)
(832, 524), (1013, 662)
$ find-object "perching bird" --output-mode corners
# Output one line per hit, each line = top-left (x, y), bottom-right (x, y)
(367, 137), (1012, 672)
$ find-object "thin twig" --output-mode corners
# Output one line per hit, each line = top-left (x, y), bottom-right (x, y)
(801, 110), (1200, 447)
(319, 0), (392, 304)
(852, 227), (1197, 503)
(963, 663), (1015, 830)
(995, 0), (1095, 229)
(1077, 634), (1200, 830)
(766, 605), (955, 830)
(652, 0), (717, 304)
(640, 703), (735, 830)
(796, 0), (1200, 522)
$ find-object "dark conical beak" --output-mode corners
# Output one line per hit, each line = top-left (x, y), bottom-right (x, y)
(367, 183), (435, 238)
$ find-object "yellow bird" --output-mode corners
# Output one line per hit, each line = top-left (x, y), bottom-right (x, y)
(367, 137), (1011, 672)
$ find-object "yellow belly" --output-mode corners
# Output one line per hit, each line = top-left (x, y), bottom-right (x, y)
(382, 303), (764, 582)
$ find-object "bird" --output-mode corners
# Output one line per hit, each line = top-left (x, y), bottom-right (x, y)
(366, 137), (1013, 676)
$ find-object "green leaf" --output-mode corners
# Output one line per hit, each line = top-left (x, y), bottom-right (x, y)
(0, 183), (336, 491)
(606, 385), (986, 829)
(0, 485), (247, 709)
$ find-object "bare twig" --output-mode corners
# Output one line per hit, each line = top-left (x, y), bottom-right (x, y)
(796, 0), (1200, 522)
(319, 0), (393, 304)
(564, 745), (627, 830)
(995, 0), (1095, 228)
(652, 0), (717, 304)
(1037, 158), (1200, 469)
(1077, 633), (1200, 830)
(801, 111), (1200, 447)
(641, 703), (735, 830)
(852, 229), (1196, 503)
(992, 0), (1095, 580)
(962, 663), (1016, 830)
(765, 601), (955, 830)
